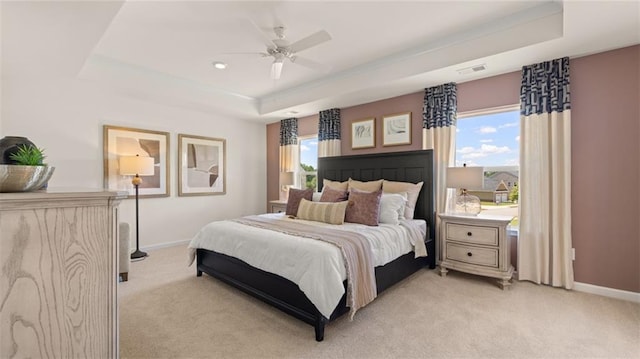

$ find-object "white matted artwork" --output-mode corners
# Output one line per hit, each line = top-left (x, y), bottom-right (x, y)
(382, 112), (412, 146)
(103, 125), (170, 198)
(351, 118), (375, 149)
(178, 134), (226, 196)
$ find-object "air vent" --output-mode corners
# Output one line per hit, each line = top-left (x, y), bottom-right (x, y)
(457, 64), (487, 75)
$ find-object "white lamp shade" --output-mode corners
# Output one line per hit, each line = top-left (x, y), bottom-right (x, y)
(119, 155), (155, 176)
(446, 166), (484, 190)
(279, 171), (295, 186)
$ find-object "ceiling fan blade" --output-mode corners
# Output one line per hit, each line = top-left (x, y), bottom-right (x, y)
(290, 56), (331, 73)
(245, 18), (277, 50)
(271, 58), (284, 80)
(289, 30), (331, 53)
(217, 52), (269, 57)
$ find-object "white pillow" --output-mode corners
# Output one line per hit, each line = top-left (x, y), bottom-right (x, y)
(312, 192), (322, 202)
(378, 193), (408, 225)
(382, 180), (423, 219)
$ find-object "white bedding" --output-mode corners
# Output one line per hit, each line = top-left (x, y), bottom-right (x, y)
(188, 213), (426, 318)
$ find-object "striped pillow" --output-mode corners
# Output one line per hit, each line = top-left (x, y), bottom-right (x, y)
(296, 199), (348, 225)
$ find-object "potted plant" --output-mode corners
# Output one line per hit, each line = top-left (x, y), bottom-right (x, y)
(0, 144), (55, 192)
(9, 144), (47, 166)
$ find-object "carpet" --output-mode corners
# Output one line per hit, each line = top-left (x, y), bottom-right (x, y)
(119, 245), (640, 358)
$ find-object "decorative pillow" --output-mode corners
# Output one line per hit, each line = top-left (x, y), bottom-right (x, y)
(348, 178), (383, 192)
(320, 186), (349, 202)
(312, 192), (322, 202)
(345, 188), (383, 226)
(323, 178), (348, 191)
(378, 193), (408, 225)
(296, 199), (348, 225)
(382, 180), (423, 219)
(286, 188), (313, 216)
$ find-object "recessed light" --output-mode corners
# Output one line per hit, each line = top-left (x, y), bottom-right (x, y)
(212, 61), (227, 70)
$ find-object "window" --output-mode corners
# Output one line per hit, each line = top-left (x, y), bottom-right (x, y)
(299, 136), (318, 190)
(456, 106), (519, 223)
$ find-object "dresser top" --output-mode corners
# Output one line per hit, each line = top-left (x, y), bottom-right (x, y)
(1, 188), (127, 199)
(0, 188), (128, 209)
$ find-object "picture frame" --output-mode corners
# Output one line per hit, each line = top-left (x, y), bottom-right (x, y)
(382, 112), (412, 146)
(351, 118), (375, 149)
(103, 125), (170, 198)
(178, 134), (226, 196)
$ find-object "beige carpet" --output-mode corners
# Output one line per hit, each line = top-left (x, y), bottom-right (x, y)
(119, 244), (640, 358)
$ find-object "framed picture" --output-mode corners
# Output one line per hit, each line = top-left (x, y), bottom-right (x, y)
(178, 134), (226, 196)
(103, 125), (170, 198)
(351, 118), (375, 149)
(382, 112), (412, 146)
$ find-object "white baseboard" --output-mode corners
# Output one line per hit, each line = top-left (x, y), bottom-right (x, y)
(574, 281), (640, 303)
(513, 270), (639, 303)
(141, 238), (191, 252)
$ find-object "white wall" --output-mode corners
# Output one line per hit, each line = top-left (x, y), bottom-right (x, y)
(1, 75), (266, 249)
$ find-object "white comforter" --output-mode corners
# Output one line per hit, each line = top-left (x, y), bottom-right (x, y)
(188, 213), (426, 318)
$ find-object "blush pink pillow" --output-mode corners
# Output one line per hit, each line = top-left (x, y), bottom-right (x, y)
(286, 188), (313, 216)
(345, 188), (382, 226)
(320, 186), (349, 202)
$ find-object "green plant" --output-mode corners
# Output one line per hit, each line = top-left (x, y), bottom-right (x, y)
(8, 144), (46, 165)
(509, 183), (519, 202)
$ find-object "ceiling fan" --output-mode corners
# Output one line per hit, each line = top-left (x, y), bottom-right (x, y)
(243, 23), (332, 80)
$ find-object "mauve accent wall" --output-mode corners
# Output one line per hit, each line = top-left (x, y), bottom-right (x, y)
(265, 45), (640, 293)
(570, 45), (639, 293)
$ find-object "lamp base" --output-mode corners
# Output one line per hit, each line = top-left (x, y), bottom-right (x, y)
(131, 249), (148, 260)
(453, 192), (482, 215)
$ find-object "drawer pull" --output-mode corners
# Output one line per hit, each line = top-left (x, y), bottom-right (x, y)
(467, 232), (473, 236)
(467, 252), (473, 257)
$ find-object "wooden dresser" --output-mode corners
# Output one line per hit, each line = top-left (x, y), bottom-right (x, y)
(0, 189), (126, 358)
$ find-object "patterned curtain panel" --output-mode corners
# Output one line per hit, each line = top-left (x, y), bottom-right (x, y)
(279, 118), (299, 173)
(318, 108), (341, 157)
(423, 83), (457, 132)
(518, 57), (573, 289)
(422, 82), (457, 255)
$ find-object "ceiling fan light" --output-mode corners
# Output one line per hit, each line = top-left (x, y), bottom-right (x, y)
(271, 61), (283, 80)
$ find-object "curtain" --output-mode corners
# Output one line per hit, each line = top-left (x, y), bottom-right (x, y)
(318, 108), (341, 157)
(518, 57), (573, 289)
(279, 118), (299, 173)
(423, 82), (457, 259)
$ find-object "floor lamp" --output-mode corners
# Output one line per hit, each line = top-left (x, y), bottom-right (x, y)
(119, 154), (155, 260)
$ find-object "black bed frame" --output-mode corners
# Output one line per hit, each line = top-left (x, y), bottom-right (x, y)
(196, 150), (435, 341)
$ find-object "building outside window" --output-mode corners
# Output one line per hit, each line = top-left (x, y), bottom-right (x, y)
(299, 136), (318, 190)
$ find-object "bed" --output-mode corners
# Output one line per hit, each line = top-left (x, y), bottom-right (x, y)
(191, 150), (435, 341)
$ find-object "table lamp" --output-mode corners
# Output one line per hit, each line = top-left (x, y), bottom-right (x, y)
(446, 164), (484, 215)
(119, 154), (155, 259)
(279, 171), (294, 200)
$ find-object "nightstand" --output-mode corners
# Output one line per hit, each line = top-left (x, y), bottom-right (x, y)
(269, 200), (287, 213)
(438, 213), (514, 289)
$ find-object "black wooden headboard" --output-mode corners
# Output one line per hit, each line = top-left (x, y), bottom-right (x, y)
(317, 150), (435, 243)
